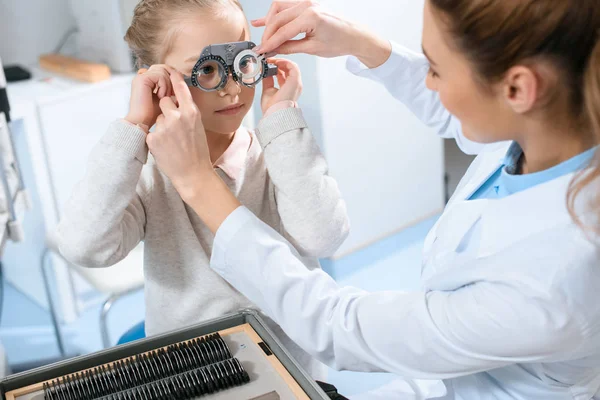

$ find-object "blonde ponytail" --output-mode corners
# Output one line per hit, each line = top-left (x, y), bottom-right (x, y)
(568, 39), (600, 235)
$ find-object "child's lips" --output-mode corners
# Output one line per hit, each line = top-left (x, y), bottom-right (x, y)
(215, 103), (244, 115)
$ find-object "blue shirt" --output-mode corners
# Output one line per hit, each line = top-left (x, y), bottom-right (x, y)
(470, 142), (597, 200)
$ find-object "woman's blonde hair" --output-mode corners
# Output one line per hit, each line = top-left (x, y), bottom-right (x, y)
(569, 43), (600, 235)
(125, 0), (245, 68)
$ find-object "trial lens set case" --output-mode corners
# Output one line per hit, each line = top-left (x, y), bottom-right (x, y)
(0, 311), (334, 400)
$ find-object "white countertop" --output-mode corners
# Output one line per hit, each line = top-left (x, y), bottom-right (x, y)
(7, 67), (135, 121)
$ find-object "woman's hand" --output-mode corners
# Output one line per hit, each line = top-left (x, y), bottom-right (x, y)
(146, 71), (212, 199)
(147, 70), (242, 233)
(252, 0), (391, 68)
(125, 64), (175, 129)
(261, 58), (303, 114)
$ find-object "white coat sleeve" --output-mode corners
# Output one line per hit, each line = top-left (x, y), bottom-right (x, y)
(346, 41), (484, 155)
(211, 207), (586, 379)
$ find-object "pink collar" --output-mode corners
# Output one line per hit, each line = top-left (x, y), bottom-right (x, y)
(213, 127), (252, 180)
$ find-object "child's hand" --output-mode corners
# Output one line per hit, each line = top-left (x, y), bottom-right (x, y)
(261, 58), (303, 114)
(125, 65), (175, 129)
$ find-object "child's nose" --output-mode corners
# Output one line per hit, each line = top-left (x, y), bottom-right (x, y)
(219, 73), (241, 97)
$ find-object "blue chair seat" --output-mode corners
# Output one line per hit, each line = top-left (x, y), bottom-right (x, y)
(117, 321), (146, 345)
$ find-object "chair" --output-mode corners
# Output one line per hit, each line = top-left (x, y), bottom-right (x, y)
(117, 321), (145, 345)
(41, 234), (144, 355)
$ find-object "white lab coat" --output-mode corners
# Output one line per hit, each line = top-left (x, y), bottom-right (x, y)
(210, 42), (600, 399)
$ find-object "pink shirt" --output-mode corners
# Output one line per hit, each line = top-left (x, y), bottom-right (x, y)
(213, 101), (298, 180)
(213, 126), (252, 180)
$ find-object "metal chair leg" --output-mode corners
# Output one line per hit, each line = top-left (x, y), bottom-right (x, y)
(40, 247), (66, 357)
(41, 244), (144, 351)
(99, 287), (142, 349)
(100, 294), (116, 349)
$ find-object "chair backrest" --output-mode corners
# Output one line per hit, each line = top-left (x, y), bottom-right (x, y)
(70, 244), (145, 295)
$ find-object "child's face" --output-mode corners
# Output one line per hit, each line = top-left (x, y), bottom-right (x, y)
(164, 9), (254, 135)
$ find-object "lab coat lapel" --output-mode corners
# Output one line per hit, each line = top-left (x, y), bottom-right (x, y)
(422, 144), (508, 264)
(477, 173), (574, 258)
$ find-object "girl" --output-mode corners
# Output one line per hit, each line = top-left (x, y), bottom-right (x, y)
(57, 0), (349, 380)
(146, 0), (600, 398)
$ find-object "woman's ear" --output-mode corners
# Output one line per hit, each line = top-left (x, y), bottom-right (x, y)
(502, 65), (539, 114)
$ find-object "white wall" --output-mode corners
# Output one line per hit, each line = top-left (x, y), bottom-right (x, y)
(242, 2), (326, 149)
(318, 0), (444, 255)
(243, 0), (444, 257)
(0, 0), (76, 66)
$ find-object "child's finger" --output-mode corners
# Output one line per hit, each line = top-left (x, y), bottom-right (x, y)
(141, 70), (168, 95)
(162, 65), (178, 77)
(157, 75), (170, 98)
(144, 65), (178, 99)
(267, 57), (283, 64)
(262, 76), (276, 92)
(276, 69), (288, 87)
(268, 58), (300, 77)
(163, 69), (175, 97)
(151, 67), (174, 98)
(273, 59), (302, 90)
(268, 58), (291, 77)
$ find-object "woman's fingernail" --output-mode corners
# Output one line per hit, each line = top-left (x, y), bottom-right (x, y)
(254, 46), (263, 53)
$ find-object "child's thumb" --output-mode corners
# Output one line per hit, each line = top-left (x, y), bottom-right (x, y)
(262, 76), (276, 93)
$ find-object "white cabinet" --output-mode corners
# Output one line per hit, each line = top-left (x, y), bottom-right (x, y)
(37, 81), (132, 213)
(7, 72), (134, 322)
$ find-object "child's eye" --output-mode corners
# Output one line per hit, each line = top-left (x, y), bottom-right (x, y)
(240, 60), (252, 73)
(200, 66), (215, 75)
